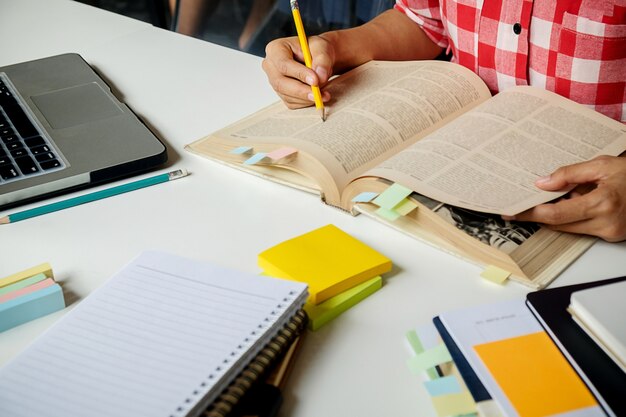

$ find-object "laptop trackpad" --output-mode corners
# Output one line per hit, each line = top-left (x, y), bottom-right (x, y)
(32, 82), (123, 129)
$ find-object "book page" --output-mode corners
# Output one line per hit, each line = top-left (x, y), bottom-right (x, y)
(211, 60), (491, 192)
(0, 251), (307, 417)
(367, 86), (626, 215)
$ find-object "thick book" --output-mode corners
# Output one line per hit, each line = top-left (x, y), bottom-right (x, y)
(186, 60), (626, 288)
(0, 251), (308, 417)
(568, 280), (626, 373)
(526, 277), (626, 417)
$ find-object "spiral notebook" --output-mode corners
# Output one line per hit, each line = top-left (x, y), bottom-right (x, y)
(0, 251), (308, 417)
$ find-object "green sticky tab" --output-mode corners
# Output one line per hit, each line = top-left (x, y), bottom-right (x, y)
(394, 198), (418, 216)
(375, 207), (400, 221)
(480, 265), (511, 284)
(406, 329), (424, 354)
(0, 273), (47, 296)
(305, 276), (382, 331)
(406, 328), (439, 379)
(372, 183), (412, 209)
(406, 344), (452, 374)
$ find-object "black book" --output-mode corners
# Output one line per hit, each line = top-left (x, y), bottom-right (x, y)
(526, 277), (626, 417)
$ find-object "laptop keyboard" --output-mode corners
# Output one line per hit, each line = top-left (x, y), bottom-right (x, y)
(0, 73), (65, 184)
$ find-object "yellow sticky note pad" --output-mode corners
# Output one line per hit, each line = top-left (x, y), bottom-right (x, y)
(0, 263), (53, 288)
(259, 224), (392, 305)
(480, 265), (510, 284)
(474, 332), (597, 417)
(305, 276), (382, 331)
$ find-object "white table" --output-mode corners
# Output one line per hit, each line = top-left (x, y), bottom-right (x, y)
(1, 1), (625, 416)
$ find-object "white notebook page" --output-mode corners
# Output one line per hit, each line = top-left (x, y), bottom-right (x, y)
(0, 251), (307, 417)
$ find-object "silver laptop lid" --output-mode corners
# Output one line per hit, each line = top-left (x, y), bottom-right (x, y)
(0, 53), (167, 209)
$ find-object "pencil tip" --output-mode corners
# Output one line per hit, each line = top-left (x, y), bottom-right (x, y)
(0, 216), (10, 225)
(321, 108), (327, 122)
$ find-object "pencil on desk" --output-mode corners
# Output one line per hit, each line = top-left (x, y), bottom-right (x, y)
(0, 169), (189, 224)
(290, 0), (326, 122)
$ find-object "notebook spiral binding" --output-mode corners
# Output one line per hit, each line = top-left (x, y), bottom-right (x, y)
(204, 309), (308, 417)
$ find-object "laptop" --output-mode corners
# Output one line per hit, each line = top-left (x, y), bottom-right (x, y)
(0, 53), (167, 210)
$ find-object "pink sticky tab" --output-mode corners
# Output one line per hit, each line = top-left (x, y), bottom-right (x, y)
(266, 147), (298, 161)
(0, 278), (56, 303)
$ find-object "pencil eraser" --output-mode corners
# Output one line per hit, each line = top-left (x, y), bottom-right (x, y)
(0, 283), (65, 332)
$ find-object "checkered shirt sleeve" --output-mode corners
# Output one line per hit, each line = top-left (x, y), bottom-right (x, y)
(394, 0), (626, 122)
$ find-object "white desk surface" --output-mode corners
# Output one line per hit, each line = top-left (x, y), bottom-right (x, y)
(1, 1), (625, 416)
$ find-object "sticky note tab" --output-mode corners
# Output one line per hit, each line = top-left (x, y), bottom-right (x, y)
(0, 263), (53, 288)
(243, 152), (268, 165)
(474, 332), (597, 417)
(407, 344), (452, 374)
(0, 283), (65, 332)
(394, 198), (418, 216)
(0, 273), (47, 296)
(0, 278), (55, 303)
(351, 192), (379, 203)
(431, 391), (477, 417)
(375, 207), (400, 221)
(406, 327), (440, 380)
(259, 224), (392, 305)
(480, 265), (511, 285)
(230, 146), (253, 155)
(266, 147), (298, 161)
(372, 183), (412, 209)
(424, 375), (462, 396)
(305, 276), (382, 331)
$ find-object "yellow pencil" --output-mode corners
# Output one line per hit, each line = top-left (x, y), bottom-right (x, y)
(290, 0), (326, 121)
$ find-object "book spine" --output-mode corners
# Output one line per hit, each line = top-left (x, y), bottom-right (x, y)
(204, 310), (308, 417)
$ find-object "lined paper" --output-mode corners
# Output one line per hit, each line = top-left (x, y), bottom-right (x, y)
(0, 251), (307, 417)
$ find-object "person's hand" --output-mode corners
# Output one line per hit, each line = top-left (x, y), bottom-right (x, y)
(262, 35), (334, 109)
(504, 156), (626, 242)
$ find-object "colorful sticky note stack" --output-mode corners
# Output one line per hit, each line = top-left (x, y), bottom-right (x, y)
(0, 263), (65, 332)
(258, 224), (392, 330)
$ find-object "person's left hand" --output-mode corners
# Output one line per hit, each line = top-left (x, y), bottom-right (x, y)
(503, 155), (626, 242)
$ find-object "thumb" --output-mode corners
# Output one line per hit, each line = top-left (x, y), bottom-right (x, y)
(535, 158), (607, 191)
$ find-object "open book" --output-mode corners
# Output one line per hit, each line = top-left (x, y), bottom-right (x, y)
(186, 60), (626, 288)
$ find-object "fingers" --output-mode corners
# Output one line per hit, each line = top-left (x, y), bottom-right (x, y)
(535, 155), (618, 191)
(262, 36), (333, 109)
(505, 184), (626, 241)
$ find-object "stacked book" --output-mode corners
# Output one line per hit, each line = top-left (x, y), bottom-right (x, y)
(405, 277), (626, 417)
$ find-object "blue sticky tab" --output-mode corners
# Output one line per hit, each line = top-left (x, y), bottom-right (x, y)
(424, 375), (462, 396)
(351, 192), (379, 203)
(0, 284), (65, 332)
(243, 153), (268, 165)
(230, 146), (253, 155)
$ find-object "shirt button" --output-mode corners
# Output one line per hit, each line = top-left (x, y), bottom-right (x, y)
(513, 23), (522, 35)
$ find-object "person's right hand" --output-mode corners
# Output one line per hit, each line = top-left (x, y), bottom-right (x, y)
(262, 35), (334, 109)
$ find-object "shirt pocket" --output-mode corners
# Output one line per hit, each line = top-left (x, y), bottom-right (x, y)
(554, 12), (626, 111)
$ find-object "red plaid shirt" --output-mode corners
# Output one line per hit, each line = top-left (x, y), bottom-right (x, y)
(395, 0), (626, 122)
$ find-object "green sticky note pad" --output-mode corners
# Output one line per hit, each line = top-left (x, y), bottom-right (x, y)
(0, 273), (47, 296)
(259, 224), (391, 304)
(304, 276), (382, 331)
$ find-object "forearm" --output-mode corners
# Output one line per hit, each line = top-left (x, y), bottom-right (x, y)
(319, 9), (442, 74)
